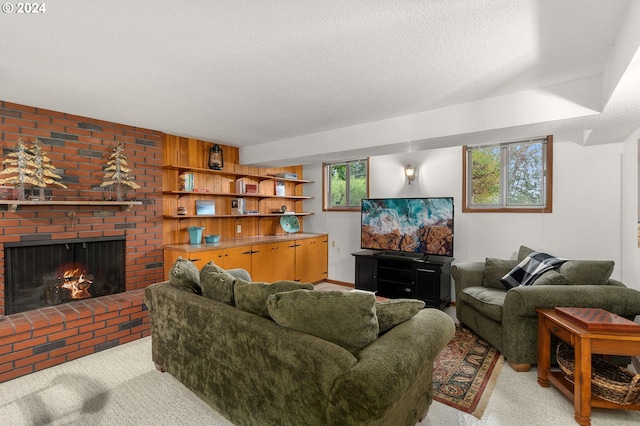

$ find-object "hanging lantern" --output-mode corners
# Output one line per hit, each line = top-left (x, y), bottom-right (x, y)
(208, 144), (224, 170)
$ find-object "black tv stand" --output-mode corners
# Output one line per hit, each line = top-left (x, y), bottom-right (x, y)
(352, 250), (452, 310)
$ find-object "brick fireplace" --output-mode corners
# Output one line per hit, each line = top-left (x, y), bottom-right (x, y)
(0, 101), (164, 383)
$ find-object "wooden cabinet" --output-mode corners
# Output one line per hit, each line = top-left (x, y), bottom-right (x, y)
(295, 236), (328, 283)
(164, 234), (328, 283)
(205, 246), (253, 272)
(352, 250), (452, 309)
(162, 135), (326, 282)
(251, 241), (296, 282)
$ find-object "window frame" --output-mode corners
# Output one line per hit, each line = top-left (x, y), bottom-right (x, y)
(322, 158), (369, 211)
(462, 135), (553, 213)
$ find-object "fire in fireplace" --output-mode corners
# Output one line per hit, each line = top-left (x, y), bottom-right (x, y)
(5, 236), (125, 315)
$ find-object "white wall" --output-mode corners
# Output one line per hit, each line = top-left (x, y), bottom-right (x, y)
(306, 134), (638, 292)
(621, 129), (640, 291)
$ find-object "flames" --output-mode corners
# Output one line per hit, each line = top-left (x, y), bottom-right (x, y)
(60, 267), (93, 299)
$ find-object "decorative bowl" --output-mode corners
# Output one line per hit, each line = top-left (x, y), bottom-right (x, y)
(204, 235), (221, 243)
(279, 215), (300, 233)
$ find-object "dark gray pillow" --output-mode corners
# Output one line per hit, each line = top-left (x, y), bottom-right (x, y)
(267, 290), (378, 355)
(200, 261), (236, 305)
(375, 299), (425, 334)
(484, 258), (518, 290)
(557, 260), (614, 285)
(532, 269), (569, 285)
(234, 279), (314, 318)
(169, 256), (201, 294)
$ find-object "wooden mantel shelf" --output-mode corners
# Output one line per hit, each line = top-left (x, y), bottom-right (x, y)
(0, 200), (143, 212)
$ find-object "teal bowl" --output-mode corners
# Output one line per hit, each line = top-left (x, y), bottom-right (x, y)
(204, 235), (220, 243)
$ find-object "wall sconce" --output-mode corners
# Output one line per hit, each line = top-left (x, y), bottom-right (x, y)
(404, 164), (415, 185)
(208, 144), (224, 170)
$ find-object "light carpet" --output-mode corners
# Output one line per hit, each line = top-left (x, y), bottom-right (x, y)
(432, 325), (503, 419)
(1, 336), (640, 425)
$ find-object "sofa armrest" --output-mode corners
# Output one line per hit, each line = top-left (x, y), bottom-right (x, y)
(327, 309), (455, 425)
(503, 284), (640, 320)
(499, 284), (640, 365)
(451, 262), (485, 307)
(451, 262), (485, 290)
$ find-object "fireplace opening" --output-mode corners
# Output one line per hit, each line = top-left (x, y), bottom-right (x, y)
(5, 236), (126, 315)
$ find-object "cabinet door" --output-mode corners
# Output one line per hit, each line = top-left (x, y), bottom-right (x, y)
(415, 263), (441, 309)
(295, 236), (328, 283)
(251, 241), (295, 282)
(205, 246), (253, 274)
(355, 256), (378, 292)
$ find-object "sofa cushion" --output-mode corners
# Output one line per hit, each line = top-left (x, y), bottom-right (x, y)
(483, 258), (518, 289)
(501, 252), (566, 289)
(375, 299), (425, 334)
(558, 260), (614, 285)
(267, 290), (379, 355)
(234, 279), (314, 319)
(532, 269), (569, 285)
(460, 287), (506, 322)
(200, 262), (236, 305)
(168, 256), (201, 295)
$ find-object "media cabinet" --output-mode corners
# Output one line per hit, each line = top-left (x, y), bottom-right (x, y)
(352, 250), (452, 309)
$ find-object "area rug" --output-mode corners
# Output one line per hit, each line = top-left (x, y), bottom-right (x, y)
(432, 324), (503, 419)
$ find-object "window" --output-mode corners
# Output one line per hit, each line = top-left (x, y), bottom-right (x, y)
(323, 159), (368, 211)
(463, 135), (552, 212)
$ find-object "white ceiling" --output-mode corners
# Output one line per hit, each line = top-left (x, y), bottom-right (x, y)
(1, 0), (639, 166)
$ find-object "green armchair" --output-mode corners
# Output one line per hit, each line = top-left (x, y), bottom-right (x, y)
(452, 252), (640, 372)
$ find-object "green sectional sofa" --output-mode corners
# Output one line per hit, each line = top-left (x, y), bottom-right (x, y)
(452, 246), (640, 372)
(145, 259), (455, 426)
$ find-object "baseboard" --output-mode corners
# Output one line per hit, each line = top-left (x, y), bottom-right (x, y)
(324, 279), (354, 288)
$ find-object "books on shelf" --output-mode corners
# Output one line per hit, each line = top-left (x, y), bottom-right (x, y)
(245, 183), (258, 194)
(275, 180), (286, 196)
(231, 198), (245, 215)
(235, 180), (245, 194)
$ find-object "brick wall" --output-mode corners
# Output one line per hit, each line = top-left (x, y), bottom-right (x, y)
(0, 100), (164, 382)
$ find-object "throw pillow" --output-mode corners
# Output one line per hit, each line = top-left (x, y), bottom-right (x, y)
(532, 269), (569, 285)
(517, 245), (536, 261)
(267, 290), (379, 355)
(169, 256), (201, 295)
(501, 251), (566, 289)
(483, 258), (519, 290)
(375, 299), (425, 334)
(200, 261), (236, 305)
(234, 279), (314, 319)
(557, 260), (614, 285)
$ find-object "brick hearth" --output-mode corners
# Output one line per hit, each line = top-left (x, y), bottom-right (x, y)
(0, 290), (149, 382)
(0, 101), (164, 383)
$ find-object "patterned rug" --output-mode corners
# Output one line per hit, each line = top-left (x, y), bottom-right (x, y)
(432, 324), (503, 418)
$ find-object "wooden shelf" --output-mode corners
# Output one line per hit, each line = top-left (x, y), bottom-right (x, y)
(163, 212), (313, 219)
(0, 200), (142, 212)
(163, 164), (313, 184)
(162, 190), (312, 200)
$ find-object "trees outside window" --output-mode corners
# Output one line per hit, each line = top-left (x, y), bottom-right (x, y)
(324, 159), (368, 211)
(463, 136), (552, 212)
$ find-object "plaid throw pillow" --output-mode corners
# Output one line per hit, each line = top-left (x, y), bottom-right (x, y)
(501, 251), (567, 289)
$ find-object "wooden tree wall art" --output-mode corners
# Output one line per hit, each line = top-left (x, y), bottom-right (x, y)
(100, 140), (140, 201)
(0, 137), (67, 200)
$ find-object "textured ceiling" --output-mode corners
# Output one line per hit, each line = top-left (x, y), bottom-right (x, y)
(1, 0), (639, 166)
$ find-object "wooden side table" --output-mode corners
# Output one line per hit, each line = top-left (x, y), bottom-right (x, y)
(536, 308), (640, 426)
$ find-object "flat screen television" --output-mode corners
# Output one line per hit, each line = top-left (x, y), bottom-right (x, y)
(361, 197), (454, 257)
